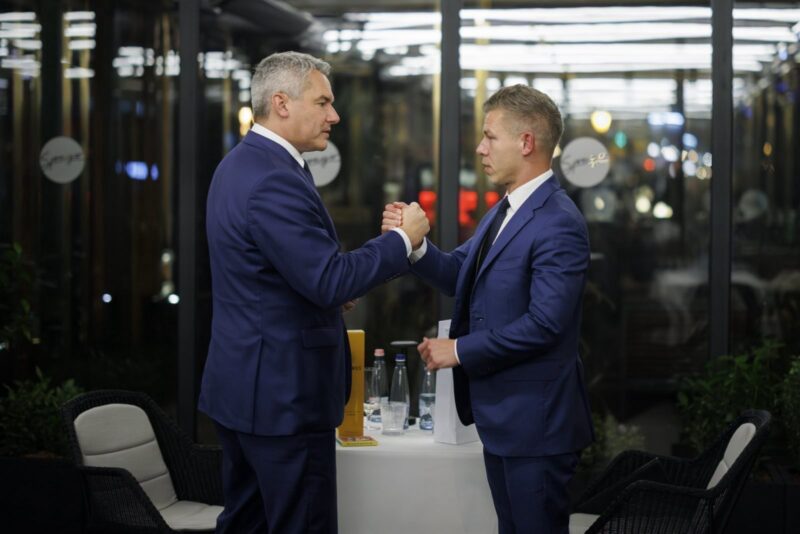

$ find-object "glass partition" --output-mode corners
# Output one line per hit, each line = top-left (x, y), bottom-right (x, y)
(194, 2), (438, 440)
(448, 3), (798, 447)
(0, 0), (179, 410)
(731, 3), (800, 355)
(3, 0), (797, 446)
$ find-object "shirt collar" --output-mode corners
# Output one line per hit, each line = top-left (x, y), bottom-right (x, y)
(505, 169), (553, 212)
(251, 123), (306, 168)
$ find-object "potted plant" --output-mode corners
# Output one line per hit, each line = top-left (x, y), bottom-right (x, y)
(0, 367), (84, 458)
(0, 243), (36, 369)
(571, 411), (645, 500)
(0, 368), (86, 533)
(780, 356), (800, 533)
(676, 340), (798, 534)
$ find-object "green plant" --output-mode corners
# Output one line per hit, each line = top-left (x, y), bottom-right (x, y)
(0, 368), (84, 457)
(580, 411), (646, 472)
(781, 357), (800, 469)
(677, 339), (788, 455)
(0, 242), (36, 349)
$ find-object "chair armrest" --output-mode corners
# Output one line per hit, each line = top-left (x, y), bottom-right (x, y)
(79, 465), (172, 533)
(577, 450), (657, 506)
(168, 444), (224, 506)
(577, 457), (670, 514)
(586, 480), (714, 534)
(577, 448), (702, 509)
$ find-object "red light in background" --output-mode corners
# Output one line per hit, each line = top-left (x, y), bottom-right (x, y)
(418, 190), (437, 225)
(418, 189), (503, 230)
(643, 158), (656, 172)
(460, 190), (477, 226)
(419, 190), (436, 212)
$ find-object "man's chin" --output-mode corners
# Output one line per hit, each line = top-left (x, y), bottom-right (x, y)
(306, 140), (327, 153)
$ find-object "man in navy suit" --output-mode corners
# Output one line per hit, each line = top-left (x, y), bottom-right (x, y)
(384, 85), (594, 533)
(199, 51), (429, 534)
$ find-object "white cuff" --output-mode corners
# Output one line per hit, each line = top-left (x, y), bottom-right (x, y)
(409, 238), (428, 264)
(391, 228), (412, 256)
(453, 338), (461, 364)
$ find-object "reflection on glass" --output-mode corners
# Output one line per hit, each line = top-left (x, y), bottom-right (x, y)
(0, 1), (180, 411)
(732, 3), (800, 356)
(194, 3), (438, 439)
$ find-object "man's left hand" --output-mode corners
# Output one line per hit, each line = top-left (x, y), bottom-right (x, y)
(342, 299), (358, 313)
(418, 337), (458, 371)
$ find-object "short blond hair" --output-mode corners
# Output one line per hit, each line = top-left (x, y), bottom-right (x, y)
(484, 85), (563, 158)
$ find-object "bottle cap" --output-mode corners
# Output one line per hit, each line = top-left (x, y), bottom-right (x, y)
(395, 354), (406, 362)
(374, 348), (385, 357)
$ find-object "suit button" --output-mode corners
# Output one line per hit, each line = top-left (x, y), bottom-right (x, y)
(476, 317), (483, 322)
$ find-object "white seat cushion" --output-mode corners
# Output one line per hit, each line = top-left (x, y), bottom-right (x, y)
(706, 422), (756, 488)
(569, 512), (600, 534)
(160, 500), (224, 531)
(74, 404), (178, 511)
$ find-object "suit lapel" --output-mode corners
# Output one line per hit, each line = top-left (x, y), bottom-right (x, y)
(474, 175), (561, 283)
(450, 204), (500, 334)
(456, 210), (494, 292)
(301, 165), (339, 241)
(244, 132), (339, 241)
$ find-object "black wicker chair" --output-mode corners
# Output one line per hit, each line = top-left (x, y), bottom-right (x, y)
(61, 390), (224, 533)
(569, 409), (771, 534)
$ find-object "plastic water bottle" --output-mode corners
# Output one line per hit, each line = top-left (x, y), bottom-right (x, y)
(368, 349), (389, 425)
(390, 354), (410, 429)
(419, 369), (436, 431)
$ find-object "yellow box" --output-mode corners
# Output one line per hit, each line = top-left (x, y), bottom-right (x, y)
(338, 330), (365, 439)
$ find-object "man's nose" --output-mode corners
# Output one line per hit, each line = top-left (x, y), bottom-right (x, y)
(329, 106), (340, 124)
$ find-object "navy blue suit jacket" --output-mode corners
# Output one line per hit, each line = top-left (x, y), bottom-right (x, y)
(412, 175), (594, 457)
(199, 131), (409, 436)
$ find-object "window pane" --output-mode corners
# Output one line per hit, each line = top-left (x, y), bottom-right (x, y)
(195, 2), (438, 441)
(0, 1), (179, 413)
(457, 3), (719, 443)
(732, 3), (800, 355)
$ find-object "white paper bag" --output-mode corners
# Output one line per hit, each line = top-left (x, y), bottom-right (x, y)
(433, 320), (479, 445)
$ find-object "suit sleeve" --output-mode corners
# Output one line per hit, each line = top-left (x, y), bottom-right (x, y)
(456, 210), (590, 378)
(246, 170), (409, 309)
(409, 238), (472, 297)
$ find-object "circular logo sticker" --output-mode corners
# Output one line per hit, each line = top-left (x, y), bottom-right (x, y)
(40, 137), (85, 184)
(302, 141), (341, 187)
(559, 137), (610, 188)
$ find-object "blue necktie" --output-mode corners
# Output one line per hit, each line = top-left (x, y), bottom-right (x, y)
(474, 196), (510, 275)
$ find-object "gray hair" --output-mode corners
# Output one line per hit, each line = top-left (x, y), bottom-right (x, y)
(250, 51), (332, 119)
(484, 85), (563, 158)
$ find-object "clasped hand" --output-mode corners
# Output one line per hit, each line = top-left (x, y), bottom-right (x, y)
(381, 201), (429, 249)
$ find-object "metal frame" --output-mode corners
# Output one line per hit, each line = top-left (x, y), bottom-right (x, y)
(437, 0), (461, 320)
(178, 0), (200, 437)
(710, 0), (733, 359)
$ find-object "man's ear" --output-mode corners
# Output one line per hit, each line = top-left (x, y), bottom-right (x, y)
(520, 131), (535, 156)
(272, 92), (290, 118)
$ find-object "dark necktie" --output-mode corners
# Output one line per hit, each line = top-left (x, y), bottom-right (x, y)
(457, 196), (510, 332)
(474, 196), (510, 275)
(301, 161), (315, 187)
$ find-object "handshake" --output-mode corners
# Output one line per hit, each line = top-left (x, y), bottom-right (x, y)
(381, 202), (430, 250)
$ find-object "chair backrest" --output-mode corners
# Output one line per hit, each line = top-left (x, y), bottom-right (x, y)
(706, 422), (757, 489)
(74, 403), (179, 511)
(700, 410), (771, 534)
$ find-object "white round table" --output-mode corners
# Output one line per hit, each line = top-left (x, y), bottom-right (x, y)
(336, 424), (498, 534)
